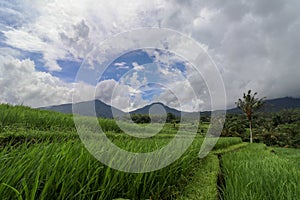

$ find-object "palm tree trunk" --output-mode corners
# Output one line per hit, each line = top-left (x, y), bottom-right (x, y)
(249, 119), (253, 143)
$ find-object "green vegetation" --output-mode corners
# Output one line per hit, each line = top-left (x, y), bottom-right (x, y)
(236, 90), (265, 143)
(0, 140), (196, 199)
(274, 147), (300, 168)
(256, 109), (300, 147)
(0, 104), (75, 132)
(0, 104), (244, 199)
(1, 103), (300, 199)
(212, 137), (242, 150)
(220, 144), (300, 200)
(129, 112), (179, 124)
(179, 143), (248, 200)
(0, 136), (243, 199)
(223, 108), (300, 148)
(179, 154), (219, 200)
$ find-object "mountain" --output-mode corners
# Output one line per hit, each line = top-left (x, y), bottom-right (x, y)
(130, 97), (300, 117)
(130, 102), (207, 118)
(40, 100), (202, 118)
(227, 97), (300, 114)
(40, 97), (300, 118)
(262, 97), (300, 111)
(40, 100), (124, 118)
(130, 102), (181, 116)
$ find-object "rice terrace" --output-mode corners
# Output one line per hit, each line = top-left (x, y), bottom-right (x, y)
(1, 96), (300, 199)
(1, 0), (300, 200)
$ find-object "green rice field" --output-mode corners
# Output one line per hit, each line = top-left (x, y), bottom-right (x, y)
(1, 104), (299, 199)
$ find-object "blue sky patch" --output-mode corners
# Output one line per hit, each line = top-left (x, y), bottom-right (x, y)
(52, 60), (82, 83)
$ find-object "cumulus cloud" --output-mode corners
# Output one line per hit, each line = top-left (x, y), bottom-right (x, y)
(151, 61), (211, 112)
(0, 55), (95, 107)
(95, 79), (148, 112)
(0, 55), (70, 107)
(1, 0), (163, 71)
(158, 0), (300, 107)
(132, 62), (145, 71)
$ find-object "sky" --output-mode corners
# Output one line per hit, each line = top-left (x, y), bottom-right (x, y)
(0, 0), (300, 112)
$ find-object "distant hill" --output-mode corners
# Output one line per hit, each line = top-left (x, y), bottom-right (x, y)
(227, 97), (300, 114)
(262, 97), (300, 111)
(40, 97), (300, 118)
(130, 102), (206, 118)
(130, 102), (181, 116)
(40, 100), (124, 118)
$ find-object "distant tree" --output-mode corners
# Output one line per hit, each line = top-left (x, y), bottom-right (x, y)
(166, 113), (176, 123)
(236, 90), (265, 143)
(222, 116), (247, 138)
(131, 114), (150, 123)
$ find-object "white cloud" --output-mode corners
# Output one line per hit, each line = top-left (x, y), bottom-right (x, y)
(1, 0), (164, 71)
(0, 55), (95, 107)
(132, 62), (145, 71)
(151, 62), (211, 112)
(114, 62), (126, 66)
(157, 0), (300, 107)
(0, 47), (22, 58)
(4, 27), (66, 71)
(0, 55), (70, 107)
(114, 62), (129, 69)
(95, 79), (148, 112)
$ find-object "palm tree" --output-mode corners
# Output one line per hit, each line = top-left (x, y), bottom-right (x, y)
(236, 90), (265, 143)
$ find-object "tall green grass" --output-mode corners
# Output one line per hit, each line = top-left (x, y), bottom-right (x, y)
(0, 104), (75, 132)
(0, 136), (243, 199)
(221, 144), (300, 200)
(0, 130), (79, 147)
(213, 137), (243, 150)
(274, 147), (300, 168)
(0, 104), (245, 199)
(0, 139), (202, 199)
(0, 104), (181, 136)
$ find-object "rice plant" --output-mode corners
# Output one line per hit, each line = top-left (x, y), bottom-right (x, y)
(0, 104), (245, 199)
(220, 144), (300, 200)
